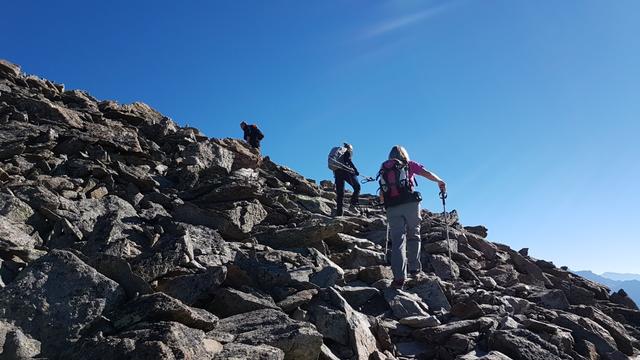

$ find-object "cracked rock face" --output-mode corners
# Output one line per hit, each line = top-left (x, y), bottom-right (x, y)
(1, 59), (639, 359)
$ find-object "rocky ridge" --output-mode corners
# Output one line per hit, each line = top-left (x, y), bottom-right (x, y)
(1, 58), (639, 360)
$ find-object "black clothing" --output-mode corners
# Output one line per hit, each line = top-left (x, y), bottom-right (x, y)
(334, 169), (360, 216)
(243, 124), (264, 149)
(339, 151), (359, 176)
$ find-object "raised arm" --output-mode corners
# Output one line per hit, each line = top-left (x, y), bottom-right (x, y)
(415, 166), (446, 193)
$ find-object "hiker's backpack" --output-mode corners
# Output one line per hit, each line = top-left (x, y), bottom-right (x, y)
(378, 159), (417, 207)
(251, 125), (264, 140)
(327, 146), (350, 171)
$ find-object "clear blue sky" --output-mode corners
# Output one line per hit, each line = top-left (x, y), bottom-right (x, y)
(5, 0), (639, 273)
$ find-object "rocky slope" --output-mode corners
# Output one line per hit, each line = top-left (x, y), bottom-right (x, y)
(1, 58), (639, 360)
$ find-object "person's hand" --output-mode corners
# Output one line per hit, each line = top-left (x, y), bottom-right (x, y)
(438, 180), (446, 193)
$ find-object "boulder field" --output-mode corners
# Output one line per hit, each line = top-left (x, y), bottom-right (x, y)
(1, 59), (639, 359)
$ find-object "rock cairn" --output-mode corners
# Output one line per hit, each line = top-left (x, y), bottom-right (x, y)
(1, 59), (639, 359)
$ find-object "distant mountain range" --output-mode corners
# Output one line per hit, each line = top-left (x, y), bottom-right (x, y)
(573, 271), (640, 305)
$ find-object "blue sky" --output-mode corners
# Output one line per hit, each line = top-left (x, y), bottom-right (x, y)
(5, 0), (639, 273)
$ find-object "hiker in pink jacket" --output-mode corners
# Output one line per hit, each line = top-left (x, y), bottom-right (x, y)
(378, 145), (446, 288)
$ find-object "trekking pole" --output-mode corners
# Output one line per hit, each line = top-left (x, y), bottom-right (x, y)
(440, 191), (455, 278)
(384, 220), (390, 264)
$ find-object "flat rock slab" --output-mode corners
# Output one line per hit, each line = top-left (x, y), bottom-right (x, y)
(64, 321), (214, 360)
(214, 342), (285, 360)
(207, 287), (279, 317)
(414, 317), (498, 344)
(155, 266), (227, 306)
(216, 308), (323, 360)
(109, 292), (219, 332)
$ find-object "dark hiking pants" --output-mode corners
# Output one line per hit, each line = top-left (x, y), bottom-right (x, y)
(334, 169), (360, 215)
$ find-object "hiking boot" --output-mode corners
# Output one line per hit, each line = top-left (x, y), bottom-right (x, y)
(391, 278), (405, 289)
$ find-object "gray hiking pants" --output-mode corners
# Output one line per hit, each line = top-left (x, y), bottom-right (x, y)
(386, 201), (422, 281)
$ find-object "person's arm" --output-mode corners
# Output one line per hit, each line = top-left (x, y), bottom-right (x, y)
(255, 127), (264, 140)
(414, 163), (446, 192)
(344, 153), (359, 175)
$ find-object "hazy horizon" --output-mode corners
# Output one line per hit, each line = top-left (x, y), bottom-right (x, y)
(5, 0), (639, 273)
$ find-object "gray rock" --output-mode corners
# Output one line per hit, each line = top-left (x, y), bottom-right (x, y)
(277, 289), (318, 312)
(423, 238), (458, 254)
(459, 350), (514, 360)
(508, 250), (553, 287)
(464, 225), (488, 238)
(451, 300), (485, 320)
(399, 315), (441, 328)
(214, 342), (285, 360)
(408, 276), (451, 311)
(338, 285), (381, 308)
(109, 292), (218, 331)
(486, 265), (520, 287)
(339, 246), (386, 269)
(414, 317), (498, 344)
(65, 321), (215, 360)
(216, 308), (323, 360)
(427, 254), (459, 280)
(324, 288), (378, 360)
(325, 233), (377, 252)
(395, 341), (434, 359)
(155, 266), (227, 306)
(308, 248), (344, 288)
(89, 253), (154, 299)
(0, 323), (41, 360)
(554, 313), (618, 356)
(0, 250), (126, 356)
(255, 220), (343, 251)
(173, 200), (267, 240)
(487, 329), (567, 360)
(383, 288), (429, 319)
(207, 287), (278, 317)
(0, 193), (34, 224)
(358, 265), (393, 284)
(531, 289), (570, 310)
(445, 333), (477, 356)
(0, 215), (43, 263)
(0, 60), (21, 77)
(569, 305), (636, 355)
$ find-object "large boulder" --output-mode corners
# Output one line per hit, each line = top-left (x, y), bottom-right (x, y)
(554, 313), (619, 355)
(487, 329), (567, 360)
(308, 288), (378, 360)
(108, 292), (219, 332)
(414, 317), (498, 344)
(64, 321), (217, 360)
(408, 276), (451, 311)
(383, 288), (430, 319)
(0, 320), (41, 359)
(214, 342), (285, 360)
(255, 220), (343, 251)
(0, 250), (126, 356)
(216, 308), (323, 360)
(0, 215), (44, 263)
(155, 266), (227, 306)
(206, 287), (279, 317)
